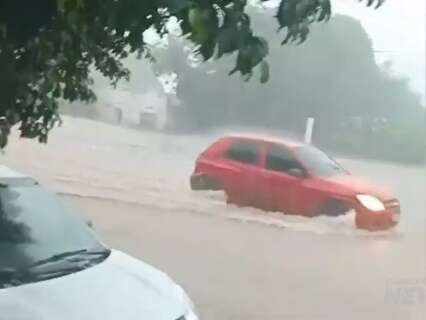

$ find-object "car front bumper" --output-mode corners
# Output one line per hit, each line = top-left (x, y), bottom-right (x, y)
(355, 199), (400, 231)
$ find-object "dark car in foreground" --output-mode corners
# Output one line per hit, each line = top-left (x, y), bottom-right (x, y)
(191, 134), (400, 231)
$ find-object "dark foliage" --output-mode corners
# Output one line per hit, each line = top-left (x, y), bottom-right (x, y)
(0, 0), (384, 146)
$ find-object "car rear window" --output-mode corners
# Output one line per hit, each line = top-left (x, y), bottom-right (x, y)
(225, 140), (259, 164)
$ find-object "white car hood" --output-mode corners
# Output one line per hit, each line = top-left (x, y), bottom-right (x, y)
(0, 250), (185, 320)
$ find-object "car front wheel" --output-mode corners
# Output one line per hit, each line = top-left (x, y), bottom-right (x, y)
(318, 199), (351, 217)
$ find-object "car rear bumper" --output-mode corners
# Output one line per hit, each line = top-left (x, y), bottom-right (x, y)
(355, 200), (400, 231)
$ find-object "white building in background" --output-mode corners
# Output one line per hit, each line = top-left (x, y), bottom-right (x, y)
(93, 71), (182, 131)
(96, 87), (173, 130)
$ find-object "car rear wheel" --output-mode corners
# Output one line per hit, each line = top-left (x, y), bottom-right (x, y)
(190, 175), (220, 191)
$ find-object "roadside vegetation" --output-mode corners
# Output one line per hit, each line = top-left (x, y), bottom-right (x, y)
(1, 0), (386, 147)
(154, 12), (426, 164)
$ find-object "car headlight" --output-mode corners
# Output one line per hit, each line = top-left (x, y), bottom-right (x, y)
(356, 194), (385, 212)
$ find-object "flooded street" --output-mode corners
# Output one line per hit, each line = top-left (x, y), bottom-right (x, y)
(2, 117), (426, 320)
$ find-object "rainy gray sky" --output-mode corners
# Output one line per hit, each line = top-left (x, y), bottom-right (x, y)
(333, 0), (425, 106)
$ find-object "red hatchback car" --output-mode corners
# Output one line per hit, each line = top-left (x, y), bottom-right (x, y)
(191, 134), (400, 231)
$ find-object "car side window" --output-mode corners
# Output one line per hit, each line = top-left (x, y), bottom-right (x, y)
(266, 145), (303, 174)
(225, 141), (259, 165)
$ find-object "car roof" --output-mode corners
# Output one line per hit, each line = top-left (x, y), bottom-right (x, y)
(0, 165), (29, 179)
(224, 133), (305, 148)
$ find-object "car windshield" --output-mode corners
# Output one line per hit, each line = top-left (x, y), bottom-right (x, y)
(294, 146), (348, 177)
(0, 180), (104, 275)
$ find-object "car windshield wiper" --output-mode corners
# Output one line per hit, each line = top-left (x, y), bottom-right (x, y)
(0, 249), (110, 288)
(26, 248), (110, 270)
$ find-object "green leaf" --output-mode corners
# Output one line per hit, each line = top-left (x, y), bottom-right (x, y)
(260, 60), (269, 83)
(67, 10), (79, 31)
(198, 37), (216, 60)
(229, 36), (268, 76)
(216, 28), (240, 58)
(165, 0), (192, 14)
(57, 0), (68, 12)
(188, 7), (218, 44)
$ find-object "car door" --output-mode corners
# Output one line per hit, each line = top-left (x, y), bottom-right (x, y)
(261, 143), (306, 214)
(220, 139), (262, 206)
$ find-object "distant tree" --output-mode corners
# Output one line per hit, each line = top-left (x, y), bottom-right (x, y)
(154, 11), (425, 163)
(157, 13), (423, 130)
(0, 0), (385, 146)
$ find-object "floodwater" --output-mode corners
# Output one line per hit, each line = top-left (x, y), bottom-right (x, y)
(2, 117), (425, 319)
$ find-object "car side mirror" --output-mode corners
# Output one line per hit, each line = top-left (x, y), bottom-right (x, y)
(288, 168), (306, 178)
